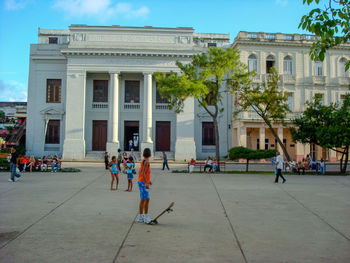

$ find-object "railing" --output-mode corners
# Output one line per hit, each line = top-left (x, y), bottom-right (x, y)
(312, 76), (326, 85)
(124, 103), (141, 110)
(155, 104), (170, 110)
(92, 103), (108, 109)
(282, 74), (296, 84)
(338, 77), (350, 86)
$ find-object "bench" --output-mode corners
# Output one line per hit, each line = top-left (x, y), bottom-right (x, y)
(188, 161), (226, 172)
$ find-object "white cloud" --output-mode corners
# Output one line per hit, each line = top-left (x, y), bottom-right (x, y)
(0, 80), (27, 102)
(52, 0), (149, 20)
(275, 0), (288, 6)
(4, 0), (28, 10)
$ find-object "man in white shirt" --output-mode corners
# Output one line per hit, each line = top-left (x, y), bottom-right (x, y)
(275, 152), (286, 183)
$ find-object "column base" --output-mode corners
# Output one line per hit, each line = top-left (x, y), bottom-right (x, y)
(62, 139), (86, 161)
(175, 139), (196, 162)
(140, 142), (154, 157)
(106, 141), (120, 157)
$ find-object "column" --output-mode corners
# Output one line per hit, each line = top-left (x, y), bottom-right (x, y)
(175, 97), (196, 162)
(107, 72), (120, 156)
(328, 149), (337, 162)
(238, 126), (247, 147)
(141, 72), (154, 154)
(277, 127), (283, 155)
(295, 142), (305, 162)
(62, 70), (86, 160)
(259, 127), (265, 150)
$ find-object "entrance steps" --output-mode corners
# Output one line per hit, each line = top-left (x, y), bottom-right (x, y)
(83, 151), (175, 161)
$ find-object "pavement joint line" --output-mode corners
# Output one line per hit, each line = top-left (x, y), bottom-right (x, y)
(112, 170), (160, 263)
(277, 185), (350, 242)
(0, 171), (106, 250)
(208, 174), (249, 263)
(328, 177), (350, 188)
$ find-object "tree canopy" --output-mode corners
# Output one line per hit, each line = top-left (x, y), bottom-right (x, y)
(299, 0), (350, 71)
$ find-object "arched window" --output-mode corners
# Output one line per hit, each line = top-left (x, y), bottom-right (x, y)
(266, 55), (275, 73)
(283, 56), (292, 75)
(315, 60), (323, 76)
(248, 54), (257, 72)
(340, 58), (347, 77)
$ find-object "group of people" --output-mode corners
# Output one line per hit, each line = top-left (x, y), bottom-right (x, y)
(7, 147), (61, 182)
(105, 148), (154, 224)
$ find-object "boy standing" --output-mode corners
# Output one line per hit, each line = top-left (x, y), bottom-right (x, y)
(136, 148), (152, 224)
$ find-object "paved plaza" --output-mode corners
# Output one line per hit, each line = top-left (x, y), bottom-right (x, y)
(0, 162), (349, 263)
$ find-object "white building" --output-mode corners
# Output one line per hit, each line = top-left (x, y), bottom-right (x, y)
(26, 25), (231, 160)
(231, 31), (350, 162)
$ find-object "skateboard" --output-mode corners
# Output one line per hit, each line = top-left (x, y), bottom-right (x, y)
(148, 202), (175, 225)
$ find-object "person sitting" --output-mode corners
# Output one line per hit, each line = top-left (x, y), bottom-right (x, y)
(297, 161), (305, 175)
(27, 155), (36, 172)
(204, 157), (213, 173)
(189, 158), (196, 174)
(51, 155), (60, 173)
(20, 154), (29, 172)
(320, 158), (326, 175)
(41, 156), (48, 171)
(212, 157), (218, 173)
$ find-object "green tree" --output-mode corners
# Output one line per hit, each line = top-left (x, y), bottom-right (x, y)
(155, 47), (250, 163)
(291, 94), (350, 173)
(228, 146), (277, 172)
(299, 0), (350, 71)
(233, 68), (292, 161)
(0, 110), (5, 120)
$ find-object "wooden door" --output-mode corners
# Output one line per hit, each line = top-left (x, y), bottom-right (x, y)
(156, 121), (170, 151)
(92, 120), (107, 151)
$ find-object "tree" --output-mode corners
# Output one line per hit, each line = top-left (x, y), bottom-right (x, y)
(155, 47), (250, 164)
(233, 68), (292, 161)
(299, 0), (350, 71)
(228, 146), (277, 172)
(291, 94), (350, 173)
(0, 110), (5, 120)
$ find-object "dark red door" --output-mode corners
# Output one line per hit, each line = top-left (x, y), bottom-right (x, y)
(156, 121), (170, 151)
(92, 120), (107, 151)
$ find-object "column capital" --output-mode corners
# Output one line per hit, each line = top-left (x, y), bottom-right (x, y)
(109, 71), (120, 75)
(143, 72), (153, 76)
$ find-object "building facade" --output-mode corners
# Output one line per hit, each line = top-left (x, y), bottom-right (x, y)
(26, 25), (231, 160)
(231, 31), (350, 162)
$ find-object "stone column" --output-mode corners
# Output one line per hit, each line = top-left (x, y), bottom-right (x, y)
(277, 127), (284, 155)
(328, 149), (337, 162)
(141, 72), (154, 154)
(107, 72), (120, 156)
(295, 142), (305, 162)
(175, 97), (196, 162)
(62, 70), (86, 160)
(259, 127), (265, 150)
(239, 126), (247, 147)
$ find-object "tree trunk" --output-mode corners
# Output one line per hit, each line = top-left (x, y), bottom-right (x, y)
(340, 146), (349, 174)
(264, 119), (291, 161)
(213, 117), (220, 171)
(246, 159), (249, 172)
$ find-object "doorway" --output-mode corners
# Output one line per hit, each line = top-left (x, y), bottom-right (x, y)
(155, 121), (171, 151)
(124, 121), (139, 151)
(92, 120), (107, 151)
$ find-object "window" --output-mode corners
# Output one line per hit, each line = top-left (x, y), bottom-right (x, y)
(45, 120), (60, 144)
(315, 93), (324, 105)
(248, 34), (258, 39)
(125, 80), (140, 103)
(286, 92), (294, 111)
(340, 94), (346, 105)
(265, 34), (276, 40)
(266, 55), (275, 73)
(284, 35), (293, 40)
(248, 54), (257, 73)
(46, 79), (61, 103)
(265, 138), (269, 150)
(340, 58), (347, 77)
(93, 80), (108, 102)
(257, 138), (260, 150)
(283, 56), (292, 74)
(202, 122), (215, 145)
(208, 43), (217, 47)
(49, 37), (58, 44)
(315, 61), (323, 76)
(156, 85), (169, 104)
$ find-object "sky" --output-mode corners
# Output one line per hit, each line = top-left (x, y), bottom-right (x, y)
(0, 0), (319, 102)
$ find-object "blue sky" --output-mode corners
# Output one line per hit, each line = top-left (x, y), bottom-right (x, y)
(0, 0), (318, 102)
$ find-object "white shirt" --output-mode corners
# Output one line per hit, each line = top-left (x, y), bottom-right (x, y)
(276, 155), (284, 170)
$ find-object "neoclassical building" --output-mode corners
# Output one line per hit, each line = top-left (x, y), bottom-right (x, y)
(26, 25), (231, 160)
(231, 31), (350, 162)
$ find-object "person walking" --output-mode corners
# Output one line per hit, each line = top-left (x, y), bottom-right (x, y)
(104, 152), (109, 170)
(8, 147), (21, 182)
(129, 149), (137, 163)
(275, 152), (286, 184)
(161, 151), (169, 170)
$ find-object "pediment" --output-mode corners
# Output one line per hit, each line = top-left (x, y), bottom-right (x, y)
(40, 107), (65, 116)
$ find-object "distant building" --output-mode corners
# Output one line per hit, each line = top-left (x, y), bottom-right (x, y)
(0, 102), (27, 122)
(231, 31), (350, 162)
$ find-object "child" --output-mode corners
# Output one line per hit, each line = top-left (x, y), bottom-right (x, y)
(136, 148), (152, 224)
(125, 157), (134, 192)
(320, 158), (326, 175)
(108, 156), (119, 190)
(212, 157), (218, 172)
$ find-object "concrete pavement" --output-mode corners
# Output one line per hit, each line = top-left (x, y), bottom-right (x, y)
(0, 162), (349, 263)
